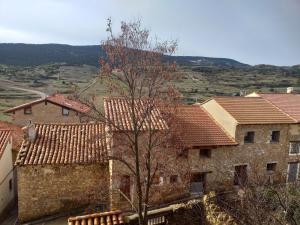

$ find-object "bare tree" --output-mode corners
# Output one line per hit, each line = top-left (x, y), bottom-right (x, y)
(83, 19), (191, 225)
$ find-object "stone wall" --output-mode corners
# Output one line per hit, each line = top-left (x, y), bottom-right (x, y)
(189, 124), (290, 191)
(17, 163), (109, 222)
(11, 101), (84, 126)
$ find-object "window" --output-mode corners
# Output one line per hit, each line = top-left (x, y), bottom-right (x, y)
(271, 131), (280, 142)
(120, 175), (130, 199)
(287, 162), (299, 182)
(267, 163), (277, 172)
(178, 149), (188, 158)
(62, 107), (69, 116)
(234, 165), (248, 186)
(170, 175), (178, 184)
(244, 131), (255, 143)
(9, 179), (12, 191)
(199, 149), (211, 158)
(289, 142), (300, 155)
(24, 106), (32, 115)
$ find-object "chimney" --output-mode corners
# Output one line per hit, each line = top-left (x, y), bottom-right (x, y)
(287, 87), (294, 94)
(22, 121), (36, 142)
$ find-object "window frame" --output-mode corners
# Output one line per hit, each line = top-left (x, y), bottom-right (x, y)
(287, 162), (300, 183)
(266, 162), (277, 172)
(270, 131), (280, 143)
(244, 131), (255, 144)
(24, 106), (32, 115)
(289, 142), (300, 155)
(62, 107), (70, 116)
(199, 149), (212, 158)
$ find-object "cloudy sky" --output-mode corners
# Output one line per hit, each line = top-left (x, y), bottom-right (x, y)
(0, 0), (299, 66)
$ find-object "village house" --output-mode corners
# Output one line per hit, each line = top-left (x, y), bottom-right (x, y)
(201, 96), (296, 186)
(0, 129), (15, 220)
(16, 123), (109, 223)
(103, 98), (237, 210)
(4, 94), (91, 126)
(246, 91), (300, 182)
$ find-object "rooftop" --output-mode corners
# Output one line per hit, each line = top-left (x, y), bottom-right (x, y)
(173, 105), (236, 147)
(253, 93), (300, 123)
(16, 123), (107, 166)
(0, 121), (22, 150)
(104, 97), (167, 131)
(68, 210), (124, 225)
(210, 96), (295, 124)
(0, 129), (11, 160)
(4, 94), (91, 114)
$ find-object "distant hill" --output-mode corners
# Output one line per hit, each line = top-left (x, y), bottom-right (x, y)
(0, 43), (250, 68)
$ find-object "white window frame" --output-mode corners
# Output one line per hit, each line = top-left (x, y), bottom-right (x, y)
(287, 162), (300, 183)
(289, 142), (300, 155)
(62, 107), (70, 116)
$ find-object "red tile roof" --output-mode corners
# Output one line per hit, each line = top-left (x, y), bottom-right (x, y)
(104, 97), (167, 131)
(256, 94), (300, 123)
(0, 130), (11, 160)
(173, 105), (236, 147)
(4, 94), (91, 114)
(16, 123), (107, 166)
(211, 97), (295, 124)
(0, 121), (22, 151)
(68, 210), (124, 225)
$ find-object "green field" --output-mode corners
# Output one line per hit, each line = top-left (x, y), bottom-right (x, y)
(0, 63), (299, 121)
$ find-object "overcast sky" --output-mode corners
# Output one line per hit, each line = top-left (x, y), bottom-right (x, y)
(0, 0), (299, 66)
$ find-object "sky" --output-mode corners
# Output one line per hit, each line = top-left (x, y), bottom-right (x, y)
(0, 0), (299, 66)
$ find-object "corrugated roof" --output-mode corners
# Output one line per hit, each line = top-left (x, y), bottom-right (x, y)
(104, 97), (168, 131)
(16, 123), (107, 166)
(68, 210), (124, 225)
(173, 105), (236, 147)
(0, 130), (11, 160)
(257, 93), (300, 123)
(4, 94), (91, 114)
(212, 96), (295, 124)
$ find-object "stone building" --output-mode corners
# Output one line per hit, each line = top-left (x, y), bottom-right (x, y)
(103, 98), (237, 210)
(246, 92), (300, 182)
(0, 130), (14, 219)
(4, 94), (91, 126)
(16, 123), (109, 222)
(202, 96), (296, 187)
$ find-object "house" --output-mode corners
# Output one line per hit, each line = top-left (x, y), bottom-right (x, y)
(202, 96), (296, 186)
(16, 123), (109, 223)
(103, 98), (237, 210)
(0, 130), (14, 219)
(246, 92), (300, 182)
(4, 94), (91, 126)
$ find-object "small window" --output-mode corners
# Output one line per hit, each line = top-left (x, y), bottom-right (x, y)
(271, 131), (280, 142)
(9, 179), (12, 191)
(244, 131), (255, 143)
(24, 106), (32, 115)
(287, 162), (299, 182)
(199, 149), (211, 158)
(178, 149), (188, 158)
(170, 175), (178, 184)
(289, 142), (300, 155)
(62, 107), (69, 116)
(267, 163), (277, 172)
(234, 165), (248, 186)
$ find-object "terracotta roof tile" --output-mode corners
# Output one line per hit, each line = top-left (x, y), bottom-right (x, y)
(104, 97), (167, 131)
(257, 94), (300, 122)
(0, 121), (22, 150)
(16, 123), (107, 166)
(68, 210), (124, 225)
(4, 94), (91, 114)
(174, 105), (236, 147)
(212, 97), (295, 124)
(0, 129), (11, 160)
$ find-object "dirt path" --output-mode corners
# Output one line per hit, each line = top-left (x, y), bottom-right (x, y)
(0, 79), (47, 98)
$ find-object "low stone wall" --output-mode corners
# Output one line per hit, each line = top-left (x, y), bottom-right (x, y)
(203, 192), (237, 225)
(17, 163), (109, 223)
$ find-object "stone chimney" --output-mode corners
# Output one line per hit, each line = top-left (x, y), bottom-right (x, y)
(22, 121), (36, 142)
(287, 87), (294, 94)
